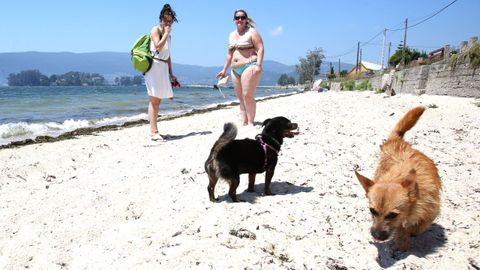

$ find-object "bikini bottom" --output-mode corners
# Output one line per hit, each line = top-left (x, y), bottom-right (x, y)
(233, 62), (257, 76)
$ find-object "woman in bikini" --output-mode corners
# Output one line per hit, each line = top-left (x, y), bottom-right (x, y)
(217, 9), (264, 127)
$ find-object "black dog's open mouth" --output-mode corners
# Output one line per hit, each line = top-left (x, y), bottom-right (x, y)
(284, 123), (299, 138)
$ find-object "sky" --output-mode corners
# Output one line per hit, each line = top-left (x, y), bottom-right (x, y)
(1, 0), (479, 67)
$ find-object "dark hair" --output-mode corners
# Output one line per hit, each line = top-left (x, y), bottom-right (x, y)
(159, 4), (178, 23)
(233, 9), (248, 19)
(233, 9), (255, 28)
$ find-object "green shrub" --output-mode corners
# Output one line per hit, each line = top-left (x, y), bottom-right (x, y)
(474, 98), (480, 107)
(374, 88), (384, 94)
(320, 80), (329, 89)
(450, 42), (480, 70)
(427, 104), (438, 109)
(341, 80), (355, 91)
(450, 53), (460, 69)
(468, 43), (480, 69)
(357, 80), (372, 91)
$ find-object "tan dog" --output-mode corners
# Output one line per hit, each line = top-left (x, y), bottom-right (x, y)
(354, 106), (441, 251)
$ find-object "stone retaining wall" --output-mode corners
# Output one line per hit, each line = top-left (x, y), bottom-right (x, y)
(349, 37), (480, 97)
(361, 62), (480, 97)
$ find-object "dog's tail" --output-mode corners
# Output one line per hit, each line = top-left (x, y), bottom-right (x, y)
(210, 122), (237, 158)
(388, 106), (426, 141)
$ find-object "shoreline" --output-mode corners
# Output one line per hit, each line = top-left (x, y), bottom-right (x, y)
(0, 90), (478, 269)
(0, 91), (300, 150)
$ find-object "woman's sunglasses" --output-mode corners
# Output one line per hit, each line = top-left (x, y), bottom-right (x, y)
(234, 15), (247, 21)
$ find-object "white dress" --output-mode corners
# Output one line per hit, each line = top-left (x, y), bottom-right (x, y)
(144, 30), (173, 99)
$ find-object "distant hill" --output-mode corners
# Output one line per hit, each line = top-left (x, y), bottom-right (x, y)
(0, 52), (353, 86)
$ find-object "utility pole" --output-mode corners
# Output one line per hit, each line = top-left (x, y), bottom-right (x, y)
(355, 41), (360, 74)
(380, 28), (386, 70)
(401, 18), (408, 67)
(360, 48), (362, 67)
(387, 42), (392, 68)
(338, 58), (341, 76)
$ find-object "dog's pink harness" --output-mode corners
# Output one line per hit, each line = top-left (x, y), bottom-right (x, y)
(256, 135), (279, 170)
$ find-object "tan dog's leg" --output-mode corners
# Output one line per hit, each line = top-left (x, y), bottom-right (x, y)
(394, 227), (412, 251)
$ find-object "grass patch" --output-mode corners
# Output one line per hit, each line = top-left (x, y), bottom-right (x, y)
(341, 80), (355, 91)
(357, 80), (372, 91)
(427, 104), (438, 109)
(450, 42), (480, 70)
(474, 98), (480, 107)
(468, 42), (480, 69)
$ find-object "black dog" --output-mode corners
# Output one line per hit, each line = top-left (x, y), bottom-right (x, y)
(205, 116), (299, 202)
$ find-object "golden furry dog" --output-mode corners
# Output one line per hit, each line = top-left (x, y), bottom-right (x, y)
(354, 106), (441, 251)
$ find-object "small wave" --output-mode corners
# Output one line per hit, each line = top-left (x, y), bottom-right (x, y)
(0, 114), (148, 146)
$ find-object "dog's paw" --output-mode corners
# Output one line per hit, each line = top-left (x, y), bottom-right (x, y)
(264, 190), (275, 196)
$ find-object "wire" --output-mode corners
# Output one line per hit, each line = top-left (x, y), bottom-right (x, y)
(387, 0), (458, 31)
(324, 45), (358, 59)
(324, 0), (458, 59)
(324, 30), (383, 59)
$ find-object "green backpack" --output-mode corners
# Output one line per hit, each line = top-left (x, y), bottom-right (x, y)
(131, 28), (162, 74)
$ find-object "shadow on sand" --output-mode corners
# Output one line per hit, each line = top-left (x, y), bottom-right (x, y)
(374, 223), (447, 268)
(216, 180), (314, 203)
(161, 131), (212, 141)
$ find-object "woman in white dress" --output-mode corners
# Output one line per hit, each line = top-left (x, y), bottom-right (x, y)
(144, 4), (178, 141)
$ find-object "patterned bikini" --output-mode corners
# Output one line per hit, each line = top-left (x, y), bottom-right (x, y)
(229, 27), (257, 76)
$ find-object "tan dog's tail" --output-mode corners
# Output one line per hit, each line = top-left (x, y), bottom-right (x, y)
(388, 106), (426, 140)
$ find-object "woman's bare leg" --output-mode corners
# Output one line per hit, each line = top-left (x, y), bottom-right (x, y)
(148, 96), (162, 135)
(231, 71), (248, 125)
(240, 66), (262, 125)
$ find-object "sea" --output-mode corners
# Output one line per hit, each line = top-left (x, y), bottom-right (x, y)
(0, 85), (299, 146)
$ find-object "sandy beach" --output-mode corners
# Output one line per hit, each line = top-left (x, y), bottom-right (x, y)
(1, 90), (479, 269)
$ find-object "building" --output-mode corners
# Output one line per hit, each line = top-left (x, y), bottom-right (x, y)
(347, 61), (382, 78)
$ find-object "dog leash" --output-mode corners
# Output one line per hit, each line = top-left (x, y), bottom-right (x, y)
(256, 135), (280, 170)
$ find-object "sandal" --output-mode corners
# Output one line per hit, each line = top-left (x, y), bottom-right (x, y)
(150, 133), (165, 142)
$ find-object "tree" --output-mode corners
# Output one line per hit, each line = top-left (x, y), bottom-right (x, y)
(277, 74), (295, 86)
(295, 47), (324, 84)
(389, 42), (428, 67)
(339, 70), (348, 77)
(7, 70), (49, 86)
(132, 76), (143, 85)
(327, 63), (336, 80)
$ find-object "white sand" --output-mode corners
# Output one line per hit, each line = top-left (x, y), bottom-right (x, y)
(0, 91), (479, 269)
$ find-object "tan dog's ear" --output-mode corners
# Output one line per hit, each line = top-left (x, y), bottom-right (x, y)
(401, 169), (417, 188)
(355, 170), (374, 193)
(402, 169), (418, 201)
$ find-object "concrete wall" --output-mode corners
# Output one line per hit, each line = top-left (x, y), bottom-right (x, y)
(366, 62), (480, 97)
(351, 37), (480, 97)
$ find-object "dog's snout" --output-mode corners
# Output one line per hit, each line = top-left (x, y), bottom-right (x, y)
(370, 228), (389, 241)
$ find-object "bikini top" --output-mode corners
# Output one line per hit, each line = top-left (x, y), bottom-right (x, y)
(228, 27), (255, 51)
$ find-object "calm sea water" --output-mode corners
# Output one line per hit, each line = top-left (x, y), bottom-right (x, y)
(0, 85), (298, 145)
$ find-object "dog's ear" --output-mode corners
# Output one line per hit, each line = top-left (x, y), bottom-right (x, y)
(401, 169), (416, 188)
(355, 170), (374, 193)
(262, 118), (271, 127)
(402, 169), (418, 201)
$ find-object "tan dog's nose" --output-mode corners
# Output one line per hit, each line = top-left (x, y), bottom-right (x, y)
(370, 228), (389, 241)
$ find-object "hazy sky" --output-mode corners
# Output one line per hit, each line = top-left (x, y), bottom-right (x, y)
(1, 0), (478, 66)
